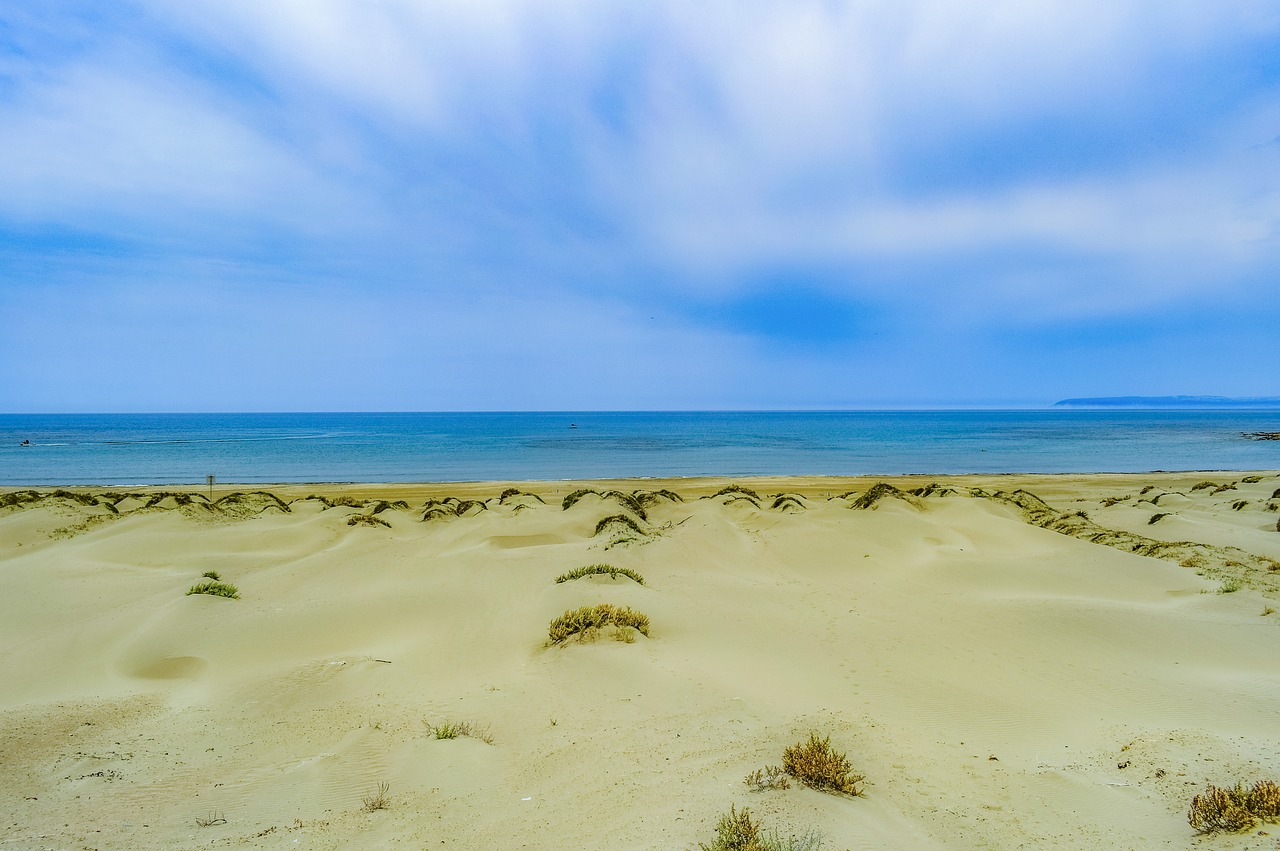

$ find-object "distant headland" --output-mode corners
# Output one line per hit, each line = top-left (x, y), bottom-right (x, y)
(1054, 395), (1280, 408)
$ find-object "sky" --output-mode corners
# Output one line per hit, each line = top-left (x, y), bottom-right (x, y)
(2, 1), (1279, 412)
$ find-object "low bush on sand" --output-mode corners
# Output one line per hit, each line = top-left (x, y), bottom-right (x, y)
(697, 805), (826, 851)
(362, 781), (390, 812)
(430, 720), (494, 744)
(201, 570), (221, 580)
(782, 733), (864, 796)
(347, 513), (390, 528)
(547, 604), (649, 644)
(554, 564), (645, 585)
(1189, 780), (1280, 833)
(186, 580), (239, 599)
(744, 765), (791, 791)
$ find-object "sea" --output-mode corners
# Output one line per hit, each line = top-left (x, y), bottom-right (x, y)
(0, 411), (1277, 486)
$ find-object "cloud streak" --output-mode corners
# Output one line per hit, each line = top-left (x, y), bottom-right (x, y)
(1, 1), (1278, 409)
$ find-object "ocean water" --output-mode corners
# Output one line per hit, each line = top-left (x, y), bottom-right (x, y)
(0, 411), (1277, 485)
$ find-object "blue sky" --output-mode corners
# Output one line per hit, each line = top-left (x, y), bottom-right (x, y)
(2, 1), (1278, 411)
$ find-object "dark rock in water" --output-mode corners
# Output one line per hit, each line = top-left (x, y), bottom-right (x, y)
(1243, 432), (1280, 440)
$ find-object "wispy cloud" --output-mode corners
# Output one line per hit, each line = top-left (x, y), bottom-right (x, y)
(2, 1), (1278, 409)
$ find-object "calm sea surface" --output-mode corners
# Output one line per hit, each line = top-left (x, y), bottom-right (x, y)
(0, 411), (1277, 485)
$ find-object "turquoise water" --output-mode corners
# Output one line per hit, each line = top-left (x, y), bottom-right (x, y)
(0, 411), (1277, 485)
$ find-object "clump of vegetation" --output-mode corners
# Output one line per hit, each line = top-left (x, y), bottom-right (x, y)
(699, 804), (762, 851)
(709, 484), (761, 502)
(1148, 513), (1169, 525)
(370, 499), (410, 514)
(1241, 476), (1264, 484)
(1261, 606), (1275, 617)
(1218, 577), (1242, 594)
(430, 720), (494, 744)
(562, 488), (599, 510)
(1214, 483), (1238, 494)
(328, 496), (366, 508)
(850, 482), (916, 510)
(1189, 780), (1280, 833)
(633, 489), (683, 508)
(454, 499), (487, 515)
(1191, 481), (1218, 492)
(547, 603), (650, 644)
(194, 811), (227, 828)
(1231, 500), (1249, 511)
(554, 564), (645, 585)
(771, 495), (806, 512)
(593, 514), (646, 538)
(186, 580), (239, 599)
(697, 805), (825, 851)
(782, 733), (864, 796)
(347, 513), (390, 528)
(561, 488), (648, 520)
(201, 570), (221, 580)
(744, 765), (791, 791)
(362, 781), (390, 812)
(421, 501), (457, 521)
(499, 488), (544, 504)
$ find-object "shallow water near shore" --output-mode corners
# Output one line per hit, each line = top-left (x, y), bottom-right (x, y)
(2, 410), (1280, 485)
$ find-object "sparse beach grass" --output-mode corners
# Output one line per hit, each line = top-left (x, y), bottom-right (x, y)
(547, 603), (650, 643)
(186, 579), (239, 599)
(554, 564), (645, 585)
(430, 720), (494, 744)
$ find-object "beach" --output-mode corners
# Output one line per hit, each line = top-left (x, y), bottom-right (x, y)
(2, 472), (1279, 849)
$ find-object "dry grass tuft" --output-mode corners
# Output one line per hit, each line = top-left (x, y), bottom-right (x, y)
(547, 603), (650, 644)
(745, 765), (791, 791)
(361, 781), (390, 812)
(194, 811), (227, 827)
(430, 720), (494, 744)
(592, 514), (646, 537)
(698, 804), (763, 851)
(710, 484), (761, 501)
(347, 513), (390, 528)
(782, 733), (864, 796)
(554, 564), (645, 585)
(1189, 780), (1280, 833)
(697, 805), (825, 851)
(186, 580), (239, 599)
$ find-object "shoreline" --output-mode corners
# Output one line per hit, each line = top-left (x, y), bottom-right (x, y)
(5, 468), (1279, 500)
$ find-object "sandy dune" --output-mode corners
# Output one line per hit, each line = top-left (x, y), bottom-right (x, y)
(2, 472), (1279, 850)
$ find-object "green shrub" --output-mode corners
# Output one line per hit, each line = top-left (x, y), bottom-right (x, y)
(347, 513), (390, 528)
(554, 564), (645, 585)
(201, 570), (221, 580)
(186, 580), (239, 599)
(547, 604), (650, 644)
(782, 733), (864, 796)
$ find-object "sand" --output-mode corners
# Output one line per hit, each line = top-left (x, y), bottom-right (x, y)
(2, 472), (1279, 850)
